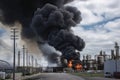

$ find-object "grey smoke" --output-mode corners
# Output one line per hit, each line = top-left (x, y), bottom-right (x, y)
(39, 43), (61, 64)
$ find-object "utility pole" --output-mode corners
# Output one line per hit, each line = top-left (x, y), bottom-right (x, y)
(35, 59), (37, 68)
(31, 55), (34, 73)
(29, 55), (31, 67)
(32, 56), (34, 68)
(11, 28), (19, 80)
(26, 49), (28, 67)
(18, 51), (21, 67)
(22, 45), (26, 76)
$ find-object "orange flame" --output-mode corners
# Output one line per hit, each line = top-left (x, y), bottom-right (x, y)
(75, 64), (82, 70)
(68, 60), (73, 68)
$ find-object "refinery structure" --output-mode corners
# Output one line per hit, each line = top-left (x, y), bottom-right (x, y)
(0, 42), (120, 79)
(1, 42), (120, 72)
(16, 42), (120, 79)
(0, 42), (120, 71)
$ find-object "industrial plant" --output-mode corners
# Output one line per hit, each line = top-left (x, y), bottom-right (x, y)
(0, 41), (120, 79)
(15, 42), (120, 75)
(81, 42), (120, 78)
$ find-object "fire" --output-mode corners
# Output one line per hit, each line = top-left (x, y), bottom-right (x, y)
(68, 60), (73, 68)
(67, 60), (82, 70)
(75, 64), (82, 70)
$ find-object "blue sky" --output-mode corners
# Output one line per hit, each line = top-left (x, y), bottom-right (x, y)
(0, 0), (120, 64)
(0, 29), (5, 36)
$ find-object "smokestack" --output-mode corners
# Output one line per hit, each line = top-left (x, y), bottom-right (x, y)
(86, 55), (91, 60)
(111, 49), (115, 60)
(18, 51), (20, 66)
(115, 42), (119, 60)
(83, 55), (85, 60)
(103, 51), (106, 61)
(29, 55), (31, 67)
(100, 50), (102, 56)
(86, 55), (88, 61)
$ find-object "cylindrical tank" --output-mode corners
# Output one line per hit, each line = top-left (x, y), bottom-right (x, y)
(86, 55), (91, 60)
(97, 56), (104, 64)
(89, 60), (94, 68)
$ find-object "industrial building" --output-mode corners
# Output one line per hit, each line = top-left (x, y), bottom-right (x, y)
(81, 42), (120, 78)
(82, 42), (120, 71)
(82, 51), (110, 70)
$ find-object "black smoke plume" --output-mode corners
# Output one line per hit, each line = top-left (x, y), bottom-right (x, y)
(0, 0), (73, 38)
(0, 0), (85, 65)
(31, 3), (85, 61)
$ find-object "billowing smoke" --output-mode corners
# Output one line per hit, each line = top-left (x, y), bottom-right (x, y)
(39, 43), (61, 65)
(31, 3), (85, 62)
(48, 30), (84, 60)
(0, 0), (85, 66)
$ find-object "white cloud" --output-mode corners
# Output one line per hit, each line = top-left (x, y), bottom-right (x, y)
(104, 19), (120, 32)
(72, 26), (116, 58)
(68, 0), (120, 58)
(68, 0), (120, 25)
